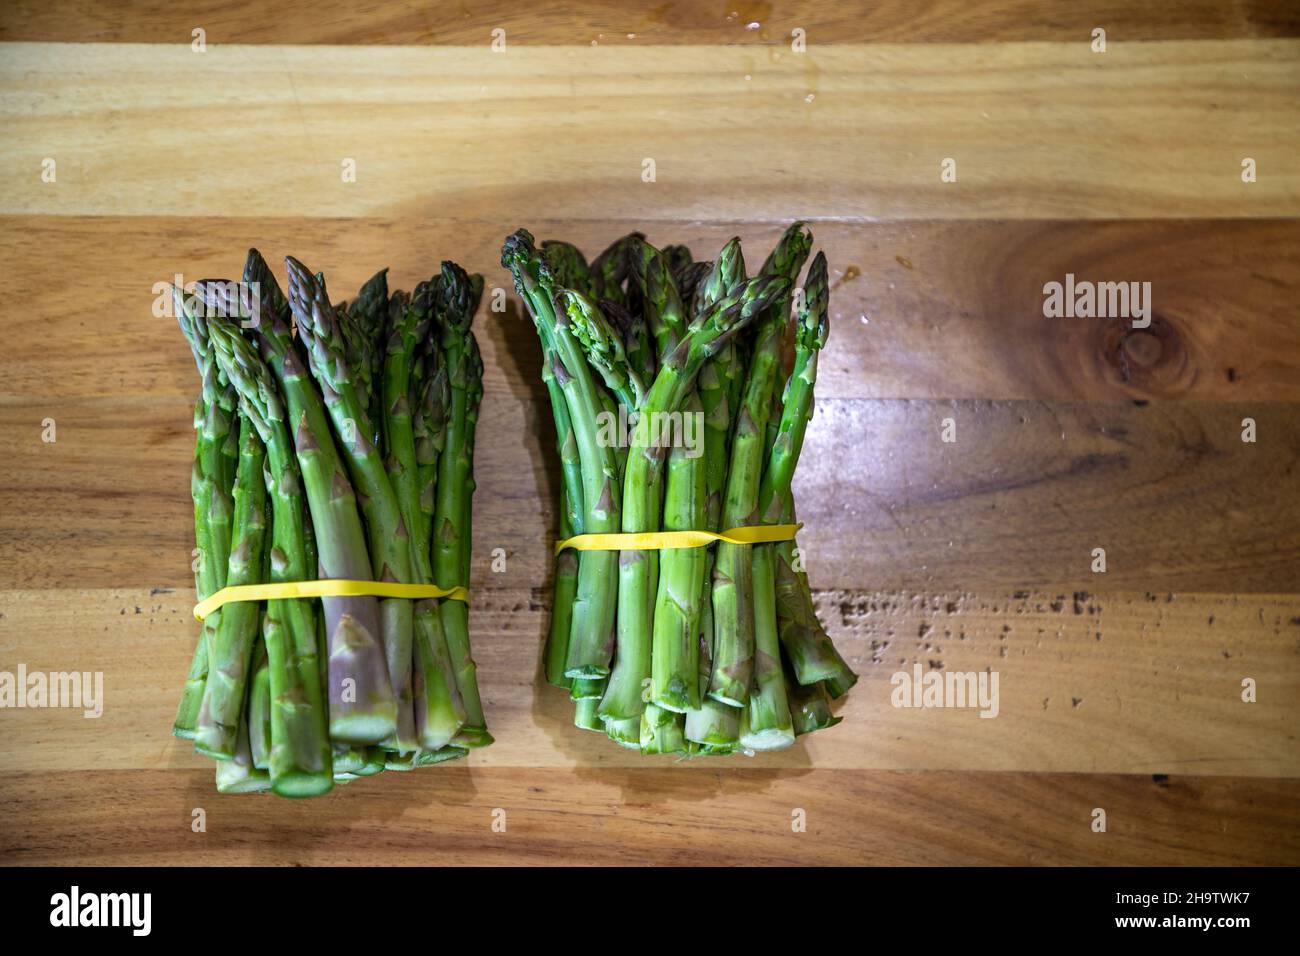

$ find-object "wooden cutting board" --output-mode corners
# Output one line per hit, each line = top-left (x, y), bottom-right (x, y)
(1, 0), (1298, 865)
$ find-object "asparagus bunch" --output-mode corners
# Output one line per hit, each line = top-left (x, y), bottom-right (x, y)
(505, 223), (856, 755)
(171, 250), (490, 795)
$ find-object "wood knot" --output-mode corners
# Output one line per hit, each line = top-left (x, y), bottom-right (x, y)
(1099, 312), (1192, 397)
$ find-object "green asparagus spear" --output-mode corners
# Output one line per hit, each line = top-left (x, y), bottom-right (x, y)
(214, 695), (272, 794)
(202, 259), (395, 745)
(649, 391), (707, 712)
(173, 292), (236, 739)
(762, 252), (857, 693)
(286, 256), (419, 752)
(709, 222), (811, 707)
(742, 248), (829, 748)
(431, 262), (492, 747)
(504, 230), (621, 681)
(247, 630), (272, 769)
(541, 356), (584, 688)
(193, 412), (269, 759)
(681, 239), (747, 744)
(384, 285), (467, 751)
(208, 310), (334, 795)
(774, 492), (858, 690)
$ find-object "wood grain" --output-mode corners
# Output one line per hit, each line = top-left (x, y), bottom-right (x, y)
(3, 0), (1298, 45)
(2, 587), (1296, 776)
(5, 216), (1300, 404)
(2, 768), (1297, 866)
(4, 398), (1297, 593)
(3, 41), (1297, 220)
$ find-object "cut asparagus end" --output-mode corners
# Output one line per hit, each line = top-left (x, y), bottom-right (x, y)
(215, 714), (270, 793)
(685, 698), (741, 747)
(574, 698), (605, 731)
(822, 668), (859, 700)
(389, 746), (468, 769)
(739, 725), (796, 751)
(451, 726), (495, 748)
(792, 703), (842, 736)
(331, 744), (366, 774)
(384, 751), (418, 771)
(248, 654), (273, 770)
(215, 762), (272, 794)
(413, 608), (469, 751)
(173, 677), (207, 739)
(329, 711), (398, 746)
(354, 746), (387, 776)
(604, 715), (642, 749)
(271, 768), (335, 798)
(414, 745), (469, 767)
(640, 704), (686, 755)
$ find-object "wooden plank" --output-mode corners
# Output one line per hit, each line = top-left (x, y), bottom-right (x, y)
(2, 587), (1296, 776)
(3, 42), (1297, 220)
(5, 216), (1299, 404)
(2, 767), (1297, 865)
(3, 0), (1297, 45)
(3, 398), (1297, 593)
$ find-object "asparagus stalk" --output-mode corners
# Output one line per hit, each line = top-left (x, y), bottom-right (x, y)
(431, 262), (492, 747)
(385, 285), (467, 751)
(774, 493), (858, 691)
(649, 391), (707, 712)
(504, 230), (621, 680)
(202, 258), (395, 745)
(214, 696), (272, 794)
(680, 240), (746, 744)
(286, 256), (419, 752)
(173, 295), (236, 739)
(765, 254), (857, 695)
(788, 663), (842, 736)
(192, 411), (269, 759)
(741, 249), (829, 747)
(537, 252), (589, 691)
(542, 364), (583, 688)
(208, 311), (334, 795)
(247, 632), (273, 769)
(709, 222), (811, 707)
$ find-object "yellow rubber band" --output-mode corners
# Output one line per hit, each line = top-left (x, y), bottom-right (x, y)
(193, 580), (469, 622)
(555, 523), (802, 555)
